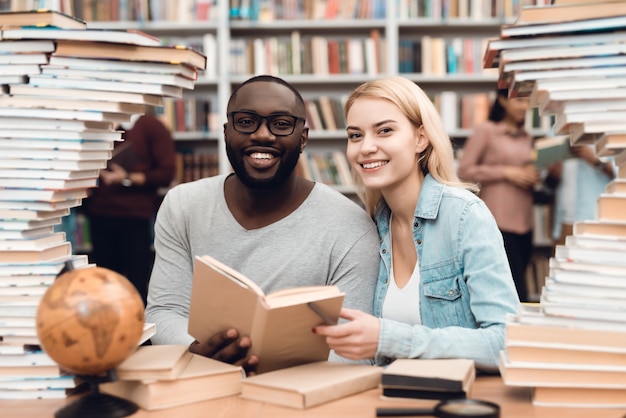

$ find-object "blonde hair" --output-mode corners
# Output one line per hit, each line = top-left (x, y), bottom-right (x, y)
(344, 76), (479, 216)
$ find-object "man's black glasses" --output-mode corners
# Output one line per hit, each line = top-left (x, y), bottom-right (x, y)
(230, 111), (305, 136)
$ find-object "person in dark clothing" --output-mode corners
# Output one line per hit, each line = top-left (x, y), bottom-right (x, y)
(84, 112), (176, 305)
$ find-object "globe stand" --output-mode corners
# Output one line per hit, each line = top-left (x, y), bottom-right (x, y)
(55, 370), (138, 418)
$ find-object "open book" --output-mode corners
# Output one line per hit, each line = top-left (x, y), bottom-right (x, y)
(188, 255), (345, 374)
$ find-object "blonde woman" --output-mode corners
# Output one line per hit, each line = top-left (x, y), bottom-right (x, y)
(314, 77), (520, 371)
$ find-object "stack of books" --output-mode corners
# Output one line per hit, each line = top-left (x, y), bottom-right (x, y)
(487, 0), (626, 409)
(484, 0), (626, 145)
(100, 345), (243, 411)
(0, 9), (206, 399)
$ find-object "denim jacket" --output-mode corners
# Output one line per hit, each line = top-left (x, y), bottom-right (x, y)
(373, 174), (520, 370)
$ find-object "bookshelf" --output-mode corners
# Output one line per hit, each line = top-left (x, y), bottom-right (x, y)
(48, 0), (546, 185)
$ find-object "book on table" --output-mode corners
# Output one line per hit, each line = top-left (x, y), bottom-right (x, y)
(0, 208), (70, 221)
(0, 95), (146, 115)
(53, 40), (207, 71)
(26, 74), (184, 99)
(101, 352), (243, 411)
(0, 232), (66, 251)
(113, 345), (193, 381)
(506, 340), (626, 367)
(500, 14), (626, 39)
(514, 1), (626, 25)
(532, 386), (626, 408)
(604, 179), (626, 194)
(483, 31), (626, 70)
(240, 361), (382, 409)
(47, 56), (199, 80)
(0, 241), (71, 264)
(40, 67), (195, 90)
(595, 131), (626, 157)
(0, 9), (86, 29)
(188, 254), (345, 374)
(8, 85), (164, 107)
(596, 194), (626, 222)
(573, 219), (626, 238)
(499, 351), (626, 387)
(381, 359), (475, 401)
(0, 28), (161, 47)
(0, 177), (98, 191)
(0, 169), (101, 181)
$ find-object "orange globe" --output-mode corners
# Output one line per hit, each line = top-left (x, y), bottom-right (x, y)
(36, 267), (145, 376)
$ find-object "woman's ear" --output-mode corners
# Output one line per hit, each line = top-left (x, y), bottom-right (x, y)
(416, 126), (429, 153)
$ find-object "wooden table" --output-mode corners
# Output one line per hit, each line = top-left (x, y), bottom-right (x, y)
(5, 375), (626, 418)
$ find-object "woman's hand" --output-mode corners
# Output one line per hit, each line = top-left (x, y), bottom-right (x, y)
(504, 165), (540, 189)
(313, 308), (380, 360)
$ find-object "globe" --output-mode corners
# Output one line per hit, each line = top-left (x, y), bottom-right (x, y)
(36, 266), (145, 376)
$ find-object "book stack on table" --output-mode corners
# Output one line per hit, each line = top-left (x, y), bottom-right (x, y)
(489, 0), (626, 409)
(0, 9), (206, 400)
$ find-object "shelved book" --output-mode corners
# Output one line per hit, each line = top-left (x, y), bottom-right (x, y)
(188, 255), (345, 374)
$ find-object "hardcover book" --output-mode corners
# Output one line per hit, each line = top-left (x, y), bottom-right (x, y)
(240, 361), (382, 409)
(114, 345), (193, 381)
(188, 255), (345, 374)
(381, 359), (475, 400)
(101, 354), (242, 410)
(0, 9), (86, 29)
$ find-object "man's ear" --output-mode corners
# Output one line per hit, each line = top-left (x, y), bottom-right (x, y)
(300, 127), (309, 152)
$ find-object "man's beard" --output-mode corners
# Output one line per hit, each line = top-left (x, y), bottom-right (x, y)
(225, 141), (301, 189)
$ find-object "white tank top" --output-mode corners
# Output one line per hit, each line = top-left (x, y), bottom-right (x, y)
(382, 253), (422, 325)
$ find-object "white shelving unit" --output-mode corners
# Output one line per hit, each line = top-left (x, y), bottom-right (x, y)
(85, 0), (544, 178)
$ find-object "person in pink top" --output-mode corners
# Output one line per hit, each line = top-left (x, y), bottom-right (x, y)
(457, 89), (540, 302)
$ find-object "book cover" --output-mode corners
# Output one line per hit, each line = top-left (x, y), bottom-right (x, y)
(506, 341), (626, 366)
(40, 67), (194, 90)
(1, 28), (161, 47)
(53, 40), (207, 71)
(0, 241), (71, 264)
(532, 386), (626, 408)
(381, 359), (475, 394)
(9, 84), (164, 107)
(597, 194), (626, 222)
(514, 1), (626, 25)
(101, 354), (242, 410)
(47, 56), (198, 79)
(0, 9), (86, 29)
(0, 95), (145, 115)
(114, 345), (193, 381)
(501, 15), (626, 39)
(596, 132), (626, 157)
(240, 361), (382, 409)
(532, 136), (574, 169)
(499, 351), (626, 387)
(188, 255), (345, 374)
(573, 219), (626, 238)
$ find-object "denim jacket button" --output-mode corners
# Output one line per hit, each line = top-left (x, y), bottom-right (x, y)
(416, 239), (422, 245)
(382, 249), (387, 254)
(449, 290), (454, 296)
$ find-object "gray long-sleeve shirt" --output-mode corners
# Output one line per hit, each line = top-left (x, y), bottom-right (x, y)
(145, 174), (380, 346)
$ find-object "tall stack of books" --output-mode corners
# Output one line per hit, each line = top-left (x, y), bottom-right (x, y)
(0, 9), (206, 399)
(485, 0), (626, 409)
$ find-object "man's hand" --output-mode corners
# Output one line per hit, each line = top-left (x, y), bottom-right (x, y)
(188, 328), (259, 376)
(99, 162), (127, 186)
(313, 308), (380, 360)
